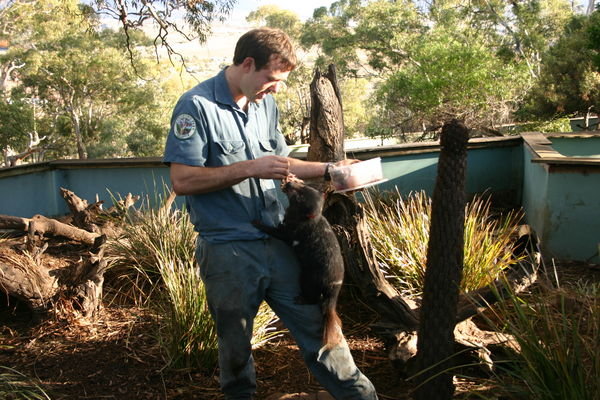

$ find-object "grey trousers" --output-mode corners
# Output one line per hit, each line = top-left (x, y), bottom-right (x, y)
(195, 237), (378, 400)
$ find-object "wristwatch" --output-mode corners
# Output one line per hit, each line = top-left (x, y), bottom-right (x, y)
(324, 163), (334, 181)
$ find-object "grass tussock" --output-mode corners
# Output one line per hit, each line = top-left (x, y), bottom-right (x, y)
(363, 189), (523, 295)
(106, 191), (281, 370)
(488, 278), (600, 400)
(363, 188), (598, 398)
(0, 366), (51, 400)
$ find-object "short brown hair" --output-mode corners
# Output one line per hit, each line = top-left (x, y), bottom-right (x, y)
(233, 28), (297, 71)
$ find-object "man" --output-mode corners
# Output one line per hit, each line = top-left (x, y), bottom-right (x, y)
(163, 27), (378, 400)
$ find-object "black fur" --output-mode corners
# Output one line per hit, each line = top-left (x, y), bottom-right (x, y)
(253, 181), (344, 348)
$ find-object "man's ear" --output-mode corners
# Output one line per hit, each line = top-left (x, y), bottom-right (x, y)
(241, 57), (255, 72)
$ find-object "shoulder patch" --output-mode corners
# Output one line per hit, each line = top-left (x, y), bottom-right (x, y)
(173, 114), (197, 140)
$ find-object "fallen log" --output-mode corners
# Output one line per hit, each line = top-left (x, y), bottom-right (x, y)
(0, 254), (56, 312)
(0, 214), (29, 231)
(28, 214), (101, 246)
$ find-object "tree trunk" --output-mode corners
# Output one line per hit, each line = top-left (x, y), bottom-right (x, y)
(414, 120), (469, 400)
(309, 64), (419, 330)
(307, 65), (346, 163)
(70, 107), (87, 160)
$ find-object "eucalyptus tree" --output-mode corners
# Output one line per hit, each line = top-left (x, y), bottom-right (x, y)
(520, 10), (600, 124)
(0, 0), (86, 163)
(299, 0), (579, 136)
(88, 0), (237, 62)
(1, 0), (179, 162)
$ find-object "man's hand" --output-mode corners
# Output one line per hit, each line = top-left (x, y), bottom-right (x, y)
(251, 155), (290, 179)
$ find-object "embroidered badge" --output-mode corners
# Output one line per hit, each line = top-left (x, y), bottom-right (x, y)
(173, 114), (196, 140)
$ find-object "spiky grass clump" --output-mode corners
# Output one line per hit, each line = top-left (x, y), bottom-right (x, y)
(488, 279), (600, 399)
(0, 366), (50, 400)
(106, 192), (281, 370)
(363, 189), (523, 295)
(105, 193), (197, 305)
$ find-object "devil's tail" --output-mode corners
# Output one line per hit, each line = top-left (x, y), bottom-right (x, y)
(323, 307), (343, 348)
(322, 284), (344, 348)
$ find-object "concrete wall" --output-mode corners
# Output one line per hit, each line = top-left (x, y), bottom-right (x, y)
(0, 138), (524, 220)
(521, 132), (600, 263)
(0, 160), (171, 218)
(3, 133), (597, 262)
(374, 140), (523, 209)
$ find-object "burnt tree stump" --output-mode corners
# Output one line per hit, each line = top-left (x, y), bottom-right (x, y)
(307, 64), (346, 164)
(308, 66), (539, 380)
(414, 119), (469, 400)
(309, 64), (419, 331)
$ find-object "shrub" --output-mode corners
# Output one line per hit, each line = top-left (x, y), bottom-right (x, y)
(488, 279), (600, 399)
(0, 366), (50, 400)
(107, 191), (281, 370)
(363, 189), (523, 295)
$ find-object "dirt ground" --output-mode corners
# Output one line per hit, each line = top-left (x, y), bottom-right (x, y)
(1, 295), (412, 399)
(2, 236), (599, 400)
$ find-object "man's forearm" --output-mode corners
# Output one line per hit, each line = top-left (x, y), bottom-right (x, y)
(170, 162), (252, 195)
(170, 155), (292, 195)
(288, 158), (328, 180)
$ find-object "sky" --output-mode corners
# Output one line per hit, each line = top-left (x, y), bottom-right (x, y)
(228, 0), (336, 23)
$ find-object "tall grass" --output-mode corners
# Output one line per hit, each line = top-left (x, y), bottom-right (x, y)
(107, 191), (281, 370)
(0, 366), (51, 400)
(363, 189), (523, 295)
(488, 279), (600, 399)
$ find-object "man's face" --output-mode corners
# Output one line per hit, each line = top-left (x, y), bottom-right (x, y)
(240, 57), (291, 103)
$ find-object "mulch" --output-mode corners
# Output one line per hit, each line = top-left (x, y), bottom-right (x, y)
(2, 235), (597, 400)
(1, 303), (413, 399)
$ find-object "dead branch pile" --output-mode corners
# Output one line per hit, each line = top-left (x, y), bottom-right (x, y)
(0, 188), (139, 319)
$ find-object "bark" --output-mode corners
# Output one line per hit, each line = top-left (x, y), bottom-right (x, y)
(307, 64), (346, 163)
(414, 120), (469, 400)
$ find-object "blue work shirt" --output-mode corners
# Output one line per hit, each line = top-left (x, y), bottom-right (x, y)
(163, 68), (289, 243)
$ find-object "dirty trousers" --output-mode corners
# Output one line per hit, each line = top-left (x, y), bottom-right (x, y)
(196, 237), (378, 400)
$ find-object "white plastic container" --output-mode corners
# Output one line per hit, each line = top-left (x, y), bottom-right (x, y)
(330, 157), (387, 192)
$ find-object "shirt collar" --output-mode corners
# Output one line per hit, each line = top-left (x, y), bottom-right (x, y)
(214, 67), (263, 114)
(214, 68), (237, 108)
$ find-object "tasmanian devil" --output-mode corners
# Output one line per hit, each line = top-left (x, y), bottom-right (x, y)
(253, 177), (344, 349)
